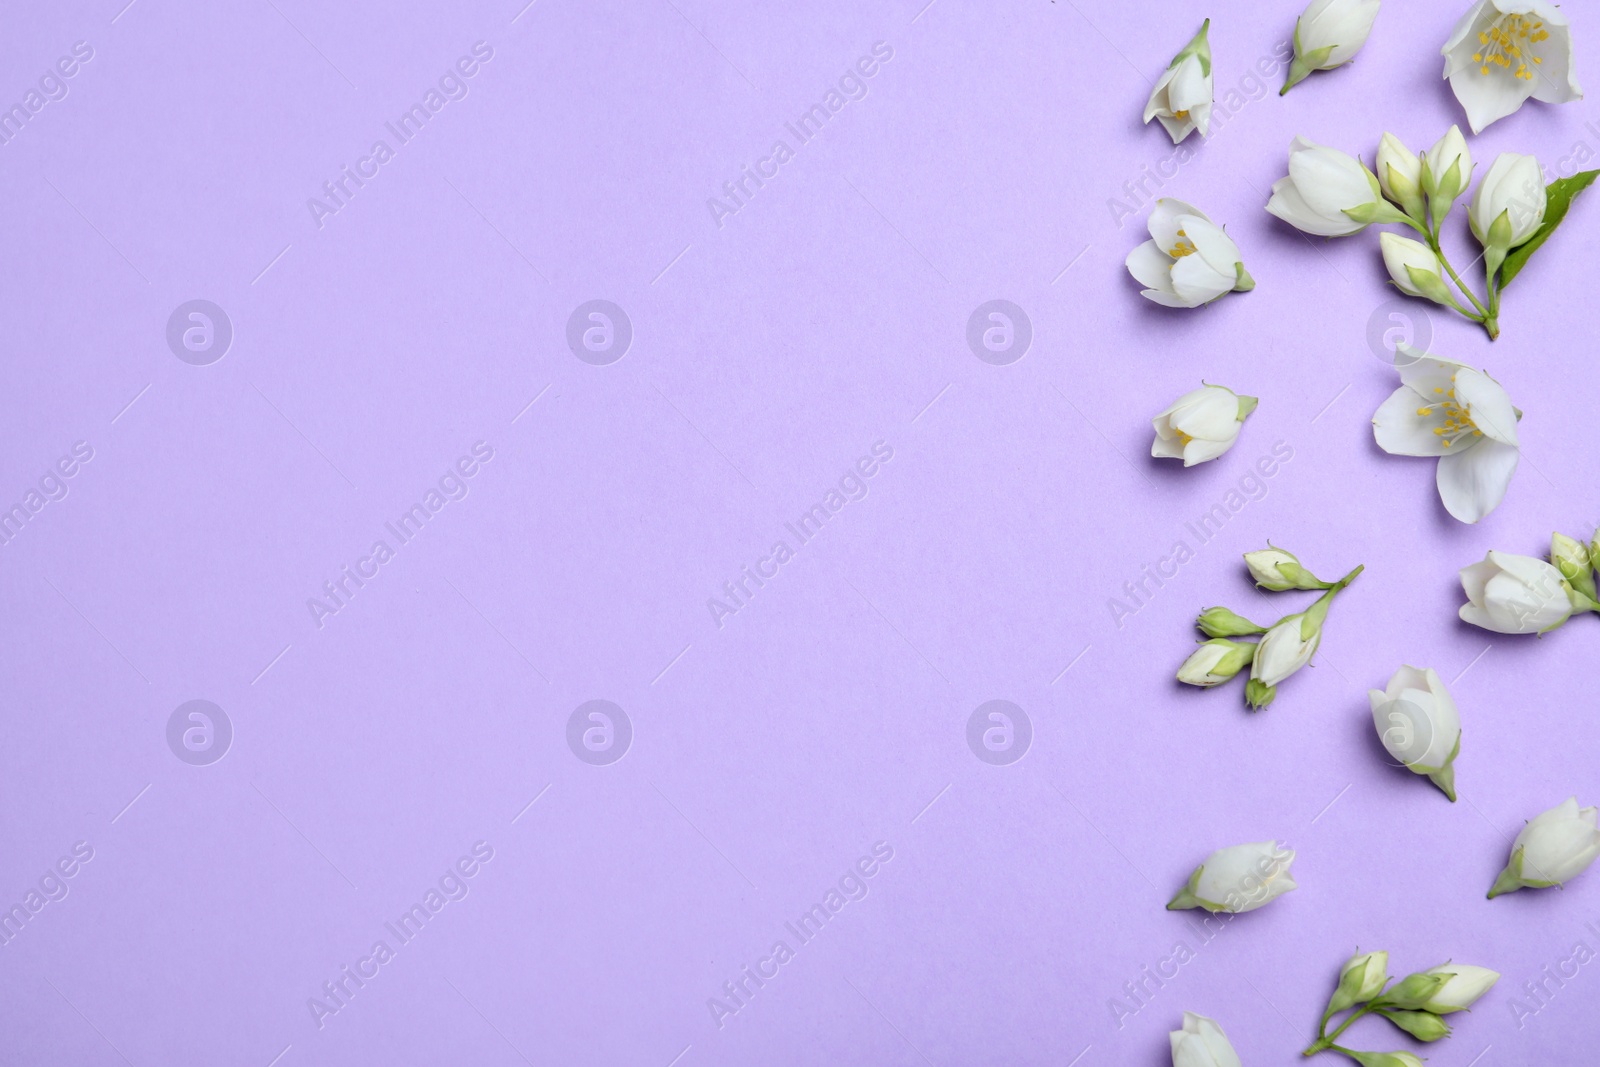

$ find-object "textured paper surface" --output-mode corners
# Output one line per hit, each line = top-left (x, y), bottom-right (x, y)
(2, 1), (1598, 1064)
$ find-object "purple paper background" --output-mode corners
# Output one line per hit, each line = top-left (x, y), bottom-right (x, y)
(2, 0), (1598, 1063)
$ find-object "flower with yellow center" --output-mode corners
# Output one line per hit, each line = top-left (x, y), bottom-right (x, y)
(1372, 347), (1521, 523)
(1125, 199), (1254, 308)
(1442, 0), (1582, 133)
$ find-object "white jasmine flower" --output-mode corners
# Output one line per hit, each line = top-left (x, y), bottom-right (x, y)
(1145, 21), (1214, 144)
(1151, 384), (1257, 466)
(1443, 0), (1582, 133)
(1459, 549), (1587, 633)
(1126, 199), (1254, 308)
(1368, 666), (1462, 800)
(1418, 964), (1501, 1011)
(1490, 797), (1600, 896)
(1169, 1011), (1242, 1067)
(1470, 153), (1547, 258)
(1168, 841), (1297, 914)
(1371, 348), (1520, 523)
(1267, 137), (1409, 236)
(1283, 0), (1383, 94)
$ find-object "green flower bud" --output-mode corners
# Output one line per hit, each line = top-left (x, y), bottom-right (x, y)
(1196, 606), (1267, 638)
(1376, 970), (1449, 1010)
(1379, 1009), (1451, 1042)
(1552, 532), (1596, 601)
(1327, 949), (1389, 1014)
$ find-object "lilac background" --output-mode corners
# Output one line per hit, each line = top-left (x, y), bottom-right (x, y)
(2, 0), (1598, 1063)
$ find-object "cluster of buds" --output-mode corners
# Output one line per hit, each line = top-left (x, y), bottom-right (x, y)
(1267, 126), (1597, 341)
(1178, 547), (1364, 709)
(1304, 950), (1500, 1064)
(1458, 531), (1600, 634)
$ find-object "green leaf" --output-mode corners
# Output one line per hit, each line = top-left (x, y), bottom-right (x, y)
(1499, 169), (1600, 289)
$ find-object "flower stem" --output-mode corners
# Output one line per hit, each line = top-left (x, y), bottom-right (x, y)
(1425, 223), (1492, 321)
(1302, 1005), (1374, 1055)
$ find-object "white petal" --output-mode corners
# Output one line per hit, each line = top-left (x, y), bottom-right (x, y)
(1182, 216), (1243, 278)
(1460, 557), (1499, 605)
(1449, 64), (1536, 134)
(1169, 388), (1239, 439)
(1143, 65), (1178, 122)
(1529, 25), (1582, 104)
(1397, 354), (1467, 398)
(1126, 241), (1176, 292)
(1156, 114), (1196, 143)
(1148, 198), (1209, 248)
(1169, 254), (1234, 305)
(1454, 368), (1519, 446)
(1140, 287), (1203, 308)
(1182, 435), (1236, 466)
(1373, 386), (1450, 456)
(1436, 438), (1519, 522)
(1289, 144), (1372, 218)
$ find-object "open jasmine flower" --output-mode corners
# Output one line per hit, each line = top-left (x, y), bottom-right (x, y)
(1126, 199), (1254, 308)
(1372, 347), (1520, 523)
(1144, 21), (1214, 144)
(1443, 0), (1582, 133)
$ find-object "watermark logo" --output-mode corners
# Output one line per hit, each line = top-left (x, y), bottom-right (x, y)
(1365, 299), (1432, 366)
(566, 699), (632, 765)
(166, 699), (232, 766)
(965, 300), (1032, 366)
(1376, 697), (1434, 768)
(966, 700), (1031, 765)
(566, 300), (632, 365)
(166, 300), (233, 366)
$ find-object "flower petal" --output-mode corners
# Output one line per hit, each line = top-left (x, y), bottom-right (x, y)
(1169, 253), (1233, 305)
(1437, 438), (1520, 522)
(1182, 216), (1242, 278)
(1126, 241), (1176, 292)
(1148, 198), (1208, 249)
(1454, 367), (1519, 446)
(1374, 385), (1451, 456)
(1448, 64), (1536, 134)
(1460, 558), (1498, 605)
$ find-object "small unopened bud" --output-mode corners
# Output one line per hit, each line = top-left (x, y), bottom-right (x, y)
(1244, 546), (1331, 591)
(1552, 532), (1596, 601)
(1196, 606), (1267, 638)
(1327, 949), (1389, 1014)
(1178, 639), (1254, 687)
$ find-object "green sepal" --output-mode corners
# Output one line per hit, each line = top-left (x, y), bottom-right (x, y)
(1488, 847), (1525, 898)
(1376, 971), (1449, 1010)
(1235, 393), (1259, 419)
(1233, 262), (1255, 292)
(1500, 169), (1600, 289)
(1197, 606), (1267, 638)
(1344, 199), (1414, 226)
(1166, 864), (1205, 910)
(1378, 1008), (1452, 1042)
(1280, 44), (1334, 94)
(1424, 734), (1460, 802)
(1245, 678), (1275, 709)
(1169, 19), (1212, 78)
